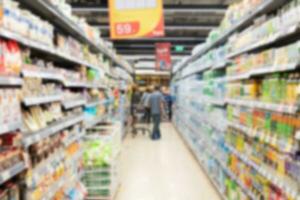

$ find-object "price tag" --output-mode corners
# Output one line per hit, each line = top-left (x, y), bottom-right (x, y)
(295, 131), (300, 140)
(115, 22), (140, 36)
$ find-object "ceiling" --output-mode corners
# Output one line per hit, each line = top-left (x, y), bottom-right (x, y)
(68, 0), (232, 64)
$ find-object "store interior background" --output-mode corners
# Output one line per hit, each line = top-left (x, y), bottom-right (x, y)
(2, 0), (300, 200)
(69, 0), (227, 82)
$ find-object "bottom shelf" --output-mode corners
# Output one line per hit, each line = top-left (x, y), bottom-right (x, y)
(173, 122), (227, 200)
(0, 162), (26, 185)
(173, 116), (259, 200)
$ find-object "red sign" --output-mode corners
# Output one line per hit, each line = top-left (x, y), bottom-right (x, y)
(155, 43), (171, 70)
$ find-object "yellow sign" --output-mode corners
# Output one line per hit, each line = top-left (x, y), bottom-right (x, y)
(109, 0), (165, 39)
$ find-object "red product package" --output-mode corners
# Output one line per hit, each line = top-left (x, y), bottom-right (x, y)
(5, 40), (21, 75)
(0, 39), (6, 74)
(0, 132), (21, 146)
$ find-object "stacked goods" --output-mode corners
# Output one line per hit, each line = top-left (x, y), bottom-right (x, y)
(172, 0), (300, 199)
(82, 123), (121, 199)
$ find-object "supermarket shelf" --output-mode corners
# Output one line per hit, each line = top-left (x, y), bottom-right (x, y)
(181, 64), (211, 79)
(63, 99), (86, 109)
(23, 114), (84, 147)
(226, 98), (298, 114)
(43, 174), (66, 200)
(177, 61), (231, 81)
(212, 60), (231, 70)
(65, 172), (85, 196)
(0, 121), (22, 136)
(225, 74), (250, 82)
(65, 150), (83, 169)
(219, 161), (257, 200)
(85, 116), (107, 129)
(226, 62), (299, 82)
(18, 0), (133, 74)
(0, 28), (100, 71)
(175, 119), (255, 200)
(85, 100), (106, 107)
(23, 94), (63, 106)
(174, 0), (287, 74)
(227, 121), (256, 138)
(85, 82), (107, 89)
(188, 94), (227, 107)
(0, 162), (26, 185)
(28, 153), (64, 187)
(22, 68), (63, 81)
(227, 121), (297, 153)
(64, 81), (87, 88)
(227, 145), (300, 199)
(177, 106), (227, 136)
(63, 131), (85, 147)
(0, 76), (23, 86)
(18, 0), (99, 53)
(205, 98), (227, 106)
(29, 149), (82, 189)
(227, 23), (300, 59)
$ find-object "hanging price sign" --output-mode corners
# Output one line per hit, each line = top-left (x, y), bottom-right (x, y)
(109, 0), (165, 39)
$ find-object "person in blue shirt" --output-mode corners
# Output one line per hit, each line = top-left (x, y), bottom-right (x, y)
(149, 85), (165, 140)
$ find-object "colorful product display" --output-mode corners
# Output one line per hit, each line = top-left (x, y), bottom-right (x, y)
(172, 1), (300, 199)
(82, 124), (121, 199)
(227, 72), (300, 106)
(0, 1), (132, 199)
(228, 0), (300, 53)
(0, 0), (54, 46)
(227, 42), (300, 77)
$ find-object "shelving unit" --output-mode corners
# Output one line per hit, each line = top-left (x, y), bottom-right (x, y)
(173, 0), (287, 75)
(62, 99), (87, 110)
(22, 114), (85, 148)
(0, 0), (132, 199)
(16, 0), (133, 74)
(0, 162), (26, 185)
(172, 1), (300, 199)
(23, 94), (63, 106)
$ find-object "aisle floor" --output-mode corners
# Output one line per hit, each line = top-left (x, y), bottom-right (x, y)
(115, 123), (221, 200)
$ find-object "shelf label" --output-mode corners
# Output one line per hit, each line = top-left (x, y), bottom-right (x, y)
(109, 0), (164, 39)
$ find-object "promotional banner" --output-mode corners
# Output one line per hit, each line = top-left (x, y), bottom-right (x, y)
(155, 43), (171, 70)
(109, 0), (165, 39)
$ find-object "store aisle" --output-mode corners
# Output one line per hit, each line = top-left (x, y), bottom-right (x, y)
(116, 123), (221, 200)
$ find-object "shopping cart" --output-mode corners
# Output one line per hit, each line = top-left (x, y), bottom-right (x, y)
(131, 104), (151, 137)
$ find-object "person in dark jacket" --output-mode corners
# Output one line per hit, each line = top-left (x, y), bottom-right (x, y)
(140, 87), (152, 124)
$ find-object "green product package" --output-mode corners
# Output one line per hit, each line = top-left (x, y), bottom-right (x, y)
(265, 113), (271, 132)
(83, 140), (113, 167)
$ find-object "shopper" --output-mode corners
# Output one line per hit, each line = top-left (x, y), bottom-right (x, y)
(130, 85), (142, 136)
(130, 85), (142, 115)
(163, 90), (173, 121)
(149, 85), (165, 140)
(140, 87), (152, 124)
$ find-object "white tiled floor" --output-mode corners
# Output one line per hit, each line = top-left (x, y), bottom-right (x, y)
(115, 123), (221, 200)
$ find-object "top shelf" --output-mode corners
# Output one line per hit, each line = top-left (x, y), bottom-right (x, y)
(18, 0), (133, 74)
(174, 0), (287, 74)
